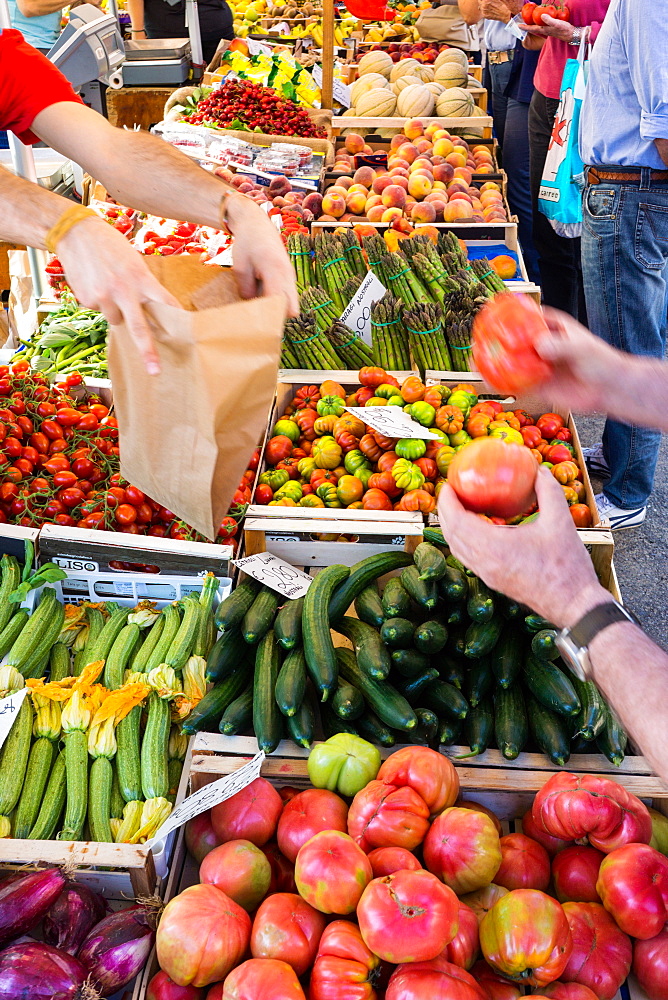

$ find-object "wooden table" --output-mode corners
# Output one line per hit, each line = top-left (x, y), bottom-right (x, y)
(105, 86), (175, 130)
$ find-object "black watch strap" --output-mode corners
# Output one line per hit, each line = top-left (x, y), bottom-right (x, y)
(569, 601), (637, 648)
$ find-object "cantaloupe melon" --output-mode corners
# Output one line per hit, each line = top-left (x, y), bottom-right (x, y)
(436, 87), (475, 117)
(425, 81), (445, 97)
(376, 127), (401, 138)
(434, 47), (469, 71)
(454, 103), (488, 137)
(397, 84), (435, 119)
(355, 88), (397, 117)
(350, 73), (389, 106)
(415, 65), (435, 83)
(391, 75), (422, 96)
(435, 61), (468, 88)
(389, 58), (421, 83)
(357, 49), (394, 79)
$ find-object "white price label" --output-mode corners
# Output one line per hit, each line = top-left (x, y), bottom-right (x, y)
(246, 39), (272, 55)
(333, 79), (351, 108)
(233, 551), (313, 599)
(311, 63), (322, 86)
(345, 406), (441, 440)
(339, 271), (386, 346)
(272, 20), (290, 33)
(147, 751), (264, 849)
(0, 688), (29, 752)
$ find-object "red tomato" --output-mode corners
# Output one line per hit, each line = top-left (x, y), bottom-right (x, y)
(277, 789), (348, 864)
(30, 477), (51, 495)
(221, 958), (305, 1000)
(424, 806), (502, 895)
(386, 956), (487, 1000)
(348, 780), (430, 853)
(57, 487), (85, 509)
(217, 516), (238, 538)
(520, 426), (543, 449)
(261, 842), (297, 895)
(4, 466), (22, 483)
(560, 902), (631, 1000)
(295, 830), (372, 915)
(88, 403), (109, 420)
(470, 961), (522, 1000)
(546, 444), (574, 465)
(472, 294), (553, 393)
(254, 484), (273, 505)
(447, 438), (537, 519)
(361, 489), (393, 511)
(211, 777), (283, 847)
(367, 847), (422, 878)
(596, 843), (668, 939)
(265, 436), (294, 466)
(0, 483), (18, 503)
(125, 485), (146, 506)
(54, 513), (76, 526)
(49, 438), (68, 454)
(633, 926), (668, 1000)
(570, 504), (593, 527)
(43, 455), (71, 475)
(185, 811), (221, 865)
(44, 500), (66, 518)
(552, 846), (604, 903)
(115, 504), (138, 525)
(16, 414), (33, 435)
(72, 457), (95, 480)
(494, 834), (551, 892)
(379, 747), (458, 816)
(29, 432), (49, 454)
(250, 892), (326, 976)
(4, 437), (22, 458)
(310, 920), (379, 1000)
(533, 4), (547, 22)
(536, 412), (564, 439)
(522, 808), (572, 857)
(200, 840), (271, 912)
(14, 458), (33, 476)
(156, 884), (251, 988)
(146, 970), (204, 999)
(541, 985), (598, 1000)
(55, 407), (81, 427)
(36, 402), (56, 418)
(521, 1), (537, 22)
(441, 902), (480, 970)
(480, 889), (573, 987)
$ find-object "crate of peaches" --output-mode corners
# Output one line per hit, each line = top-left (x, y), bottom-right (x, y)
(253, 368), (595, 526)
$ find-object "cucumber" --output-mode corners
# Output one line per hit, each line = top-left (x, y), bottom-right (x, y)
(446, 553), (471, 575)
(436, 654), (465, 690)
(322, 705), (358, 738)
(397, 667), (440, 702)
(526, 693), (571, 766)
(596, 706), (627, 766)
(275, 648), (306, 717)
(356, 710), (396, 747)
(448, 626), (467, 658)
(438, 564), (468, 602)
(380, 617), (415, 649)
(466, 578), (495, 623)
(354, 586), (385, 629)
(494, 685), (528, 760)
(215, 577), (262, 631)
(253, 630), (282, 753)
(414, 620), (448, 655)
(401, 565), (438, 609)
(570, 674), (606, 740)
(531, 629), (559, 662)
(381, 577), (412, 619)
(413, 542), (447, 581)
(205, 628), (248, 683)
(336, 647), (417, 733)
(524, 612), (556, 633)
(391, 648), (431, 678)
(464, 614), (503, 659)
(332, 680), (365, 720)
(491, 629), (523, 690)
(501, 597), (522, 620)
(181, 666), (247, 734)
(243, 587), (281, 645)
(337, 616), (392, 682)
(523, 654), (581, 717)
(413, 707), (439, 745)
(304, 565), (350, 701)
(462, 697), (493, 757)
(423, 679), (469, 721)
(329, 552), (412, 621)
(438, 718), (463, 745)
(275, 598), (304, 650)
(220, 686), (254, 735)
(286, 691), (315, 749)
(466, 657), (494, 707)
(423, 526), (447, 547)
(446, 604), (466, 626)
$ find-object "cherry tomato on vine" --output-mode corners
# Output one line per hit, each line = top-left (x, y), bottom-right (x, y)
(21, 447), (39, 465)
(36, 402), (56, 419)
(4, 437), (22, 458)
(14, 459), (33, 477)
(17, 415), (33, 436)
(54, 513), (76, 527)
(105, 488), (127, 507)
(148, 524), (167, 537)
(30, 432), (49, 454)
(65, 373), (83, 387)
(55, 408), (82, 427)
(120, 523), (140, 534)
(8, 398), (26, 415)
(217, 517), (239, 538)
(124, 485), (145, 506)
(77, 413), (99, 432)
(41, 420), (63, 441)
(44, 500), (66, 518)
(72, 458), (95, 480)
(5, 467), (22, 483)
(0, 483), (18, 503)
(31, 478), (51, 495)
(58, 487), (85, 509)
(135, 503), (153, 525)
(43, 455), (71, 475)
(89, 404), (109, 420)
(115, 504), (137, 525)
(76, 480), (93, 495)
(48, 438), (68, 455)
(52, 470), (78, 489)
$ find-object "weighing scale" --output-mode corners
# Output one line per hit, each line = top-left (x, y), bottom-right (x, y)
(121, 37), (193, 86)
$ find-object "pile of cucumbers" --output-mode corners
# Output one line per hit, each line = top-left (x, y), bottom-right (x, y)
(188, 531), (627, 767)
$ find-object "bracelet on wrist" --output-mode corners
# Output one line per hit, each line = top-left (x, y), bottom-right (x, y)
(45, 205), (97, 254)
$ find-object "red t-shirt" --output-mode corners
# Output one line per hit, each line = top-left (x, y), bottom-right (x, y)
(534, 0), (611, 99)
(0, 29), (83, 144)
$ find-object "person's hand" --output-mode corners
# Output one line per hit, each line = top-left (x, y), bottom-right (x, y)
(437, 466), (607, 628)
(57, 216), (180, 375)
(226, 194), (299, 316)
(480, 0), (512, 23)
(525, 12), (578, 40)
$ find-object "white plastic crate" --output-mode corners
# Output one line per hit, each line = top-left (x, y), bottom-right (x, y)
(49, 570), (232, 608)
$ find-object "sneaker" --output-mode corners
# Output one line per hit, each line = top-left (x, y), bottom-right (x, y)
(595, 493), (647, 530)
(582, 442), (610, 478)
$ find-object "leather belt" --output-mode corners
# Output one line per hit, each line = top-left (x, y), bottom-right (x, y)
(587, 166), (668, 184)
(488, 49), (514, 65)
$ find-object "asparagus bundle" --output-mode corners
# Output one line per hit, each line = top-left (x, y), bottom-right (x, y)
(442, 285), (490, 372)
(381, 252), (431, 307)
(318, 238), (356, 313)
(280, 338), (301, 368)
(403, 302), (452, 374)
(410, 254), (451, 306)
(284, 313), (345, 370)
(371, 293), (411, 371)
(300, 287), (340, 332)
(286, 232), (313, 294)
(438, 230), (469, 267)
(342, 275), (364, 303)
(326, 321), (376, 369)
(401, 234), (441, 267)
(338, 228), (368, 278)
(472, 258), (507, 295)
(362, 234), (389, 283)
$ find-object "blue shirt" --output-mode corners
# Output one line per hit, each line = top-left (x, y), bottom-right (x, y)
(484, 18), (514, 52)
(580, 0), (668, 168)
(6, 0), (60, 51)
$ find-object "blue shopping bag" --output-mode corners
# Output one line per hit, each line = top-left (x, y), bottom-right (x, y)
(538, 35), (589, 238)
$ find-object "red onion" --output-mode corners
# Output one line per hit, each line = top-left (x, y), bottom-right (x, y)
(0, 941), (88, 1000)
(0, 867), (67, 945)
(78, 905), (155, 996)
(44, 884), (108, 955)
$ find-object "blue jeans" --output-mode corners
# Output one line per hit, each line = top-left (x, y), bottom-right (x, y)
(581, 172), (668, 508)
(503, 98), (540, 285)
(488, 59), (513, 151)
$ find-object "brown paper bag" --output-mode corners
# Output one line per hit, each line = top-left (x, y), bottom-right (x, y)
(107, 256), (286, 540)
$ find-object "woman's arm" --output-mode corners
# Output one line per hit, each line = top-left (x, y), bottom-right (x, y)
(16, 0), (66, 15)
(126, 0), (147, 38)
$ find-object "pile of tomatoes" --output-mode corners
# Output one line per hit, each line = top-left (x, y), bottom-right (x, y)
(522, 2), (570, 24)
(0, 362), (253, 544)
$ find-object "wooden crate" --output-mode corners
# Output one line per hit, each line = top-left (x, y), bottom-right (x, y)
(332, 133), (501, 179)
(311, 217), (519, 243)
(333, 114), (493, 139)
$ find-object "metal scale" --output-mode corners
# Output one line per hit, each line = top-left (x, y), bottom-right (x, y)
(120, 0), (205, 86)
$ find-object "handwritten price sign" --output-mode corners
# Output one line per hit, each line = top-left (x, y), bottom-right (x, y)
(0, 688), (29, 752)
(339, 272), (387, 346)
(232, 552), (313, 599)
(345, 406), (441, 440)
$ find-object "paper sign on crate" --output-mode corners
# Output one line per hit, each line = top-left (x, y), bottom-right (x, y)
(346, 406), (441, 440)
(0, 689), (28, 752)
(339, 272), (386, 346)
(233, 551), (313, 599)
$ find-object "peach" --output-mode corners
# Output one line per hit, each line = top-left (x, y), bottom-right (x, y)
(346, 191), (368, 215)
(381, 207), (404, 223)
(449, 191), (473, 205)
(367, 205), (385, 222)
(404, 119), (425, 140)
(475, 151), (494, 165)
(347, 183), (368, 196)
(389, 166), (409, 179)
(332, 177), (353, 191)
(452, 138), (469, 150)
(344, 133), (365, 155)
(480, 181), (501, 192)
(373, 174), (396, 195)
(284, 191), (303, 204)
(433, 137), (455, 158)
(390, 133), (410, 150)
(476, 164), (494, 174)
(433, 129), (451, 140)
(396, 143), (418, 164)
(444, 200), (474, 222)
(365, 194), (383, 211)
(432, 180), (447, 191)
(480, 190), (504, 207)
(237, 182), (255, 194)
(362, 144), (374, 154)
(453, 167), (473, 184)
(213, 166), (234, 182)
(411, 201), (437, 223)
(445, 151), (468, 168)
(472, 212), (485, 222)
(390, 174), (409, 191)
(388, 156), (406, 172)
(318, 214), (338, 222)
(381, 185), (408, 210)
(447, 180), (469, 195)
(433, 162), (455, 183)
(409, 156), (433, 173)
(322, 192), (346, 218)
(353, 166), (375, 188)
(425, 122), (441, 139)
(408, 173), (433, 199)
(303, 192), (323, 216)
(415, 138), (433, 155)
(425, 192), (447, 207)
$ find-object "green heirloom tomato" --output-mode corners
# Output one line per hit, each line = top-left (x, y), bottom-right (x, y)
(375, 383), (401, 399)
(395, 438), (427, 461)
(297, 457), (317, 480)
(436, 445), (456, 477)
(392, 458), (425, 492)
(448, 390), (476, 416)
(316, 482), (342, 507)
(273, 419), (300, 442)
(387, 395), (404, 407)
(489, 426), (524, 446)
(307, 733), (381, 797)
(449, 430), (471, 448)
(275, 481), (303, 502)
(549, 438), (575, 455)
(409, 402), (436, 427)
(259, 469), (290, 490)
(317, 395), (346, 417)
(345, 449), (371, 475)
(357, 467), (373, 488)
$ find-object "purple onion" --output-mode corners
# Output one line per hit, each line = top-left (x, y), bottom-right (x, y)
(78, 905), (155, 997)
(0, 941), (88, 1000)
(44, 884), (108, 956)
(0, 868), (67, 946)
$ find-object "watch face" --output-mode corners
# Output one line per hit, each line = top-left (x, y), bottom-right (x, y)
(555, 633), (588, 682)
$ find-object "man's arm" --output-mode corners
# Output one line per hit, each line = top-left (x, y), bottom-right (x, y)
(656, 138), (668, 167)
(17, 0), (66, 15)
(458, 0), (481, 25)
(438, 470), (668, 784)
(619, 1), (668, 161)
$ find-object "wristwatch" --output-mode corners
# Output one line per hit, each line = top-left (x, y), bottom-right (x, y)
(556, 601), (640, 681)
(569, 25), (583, 45)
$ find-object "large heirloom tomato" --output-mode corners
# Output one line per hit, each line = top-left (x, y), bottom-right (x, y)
(347, 780), (430, 853)
(386, 956), (487, 1000)
(531, 773), (652, 853)
(457, 799), (502, 834)
(357, 869), (459, 964)
(377, 746), (459, 816)
(277, 789), (348, 863)
(250, 893), (325, 976)
(633, 926), (668, 1000)
(560, 902), (631, 1000)
(295, 830), (372, 914)
(494, 834), (550, 892)
(308, 734), (381, 798)
(472, 293), (553, 394)
(447, 438), (537, 519)
(156, 885), (251, 988)
(461, 885), (509, 927)
(199, 840), (271, 911)
(552, 846), (603, 903)
(596, 842), (668, 939)
(367, 847), (422, 878)
(522, 809), (572, 857)
(310, 920), (379, 1000)
(185, 811), (221, 864)
(540, 984), (598, 1000)
(480, 889), (573, 987)
(261, 842), (296, 895)
(211, 778), (283, 847)
(221, 958), (305, 1000)
(470, 961), (521, 1000)
(424, 807), (502, 895)
(146, 971), (204, 999)
(441, 902), (480, 970)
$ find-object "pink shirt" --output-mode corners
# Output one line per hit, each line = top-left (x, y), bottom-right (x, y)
(534, 0), (611, 99)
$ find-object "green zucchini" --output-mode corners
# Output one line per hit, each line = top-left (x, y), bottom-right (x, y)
(332, 680), (365, 720)
(423, 679), (469, 720)
(466, 657), (494, 707)
(329, 551), (412, 621)
(88, 756), (114, 843)
(181, 665), (247, 734)
(523, 654), (581, 717)
(0, 697), (32, 820)
(596, 706), (628, 766)
(275, 648), (307, 717)
(446, 604), (466, 626)
(466, 578), (495, 623)
(462, 697), (493, 757)
(275, 597), (304, 650)
(304, 565), (350, 701)
(494, 685), (528, 760)
(380, 617), (415, 649)
(84, 607), (131, 671)
(193, 574), (219, 658)
(464, 614), (503, 659)
(526, 693), (571, 766)
(414, 620), (448, 655)
(401, 565), (438, 609)
(438, 564), (468, 602)
(491, 629), (523, 689)
(337, 616), (392, 682)
(413, 542), (447, 581)
(322, 705), (358, 739)
(0, 555), (20, 633)
(7, 589), (63, 674)
(446, 553), (471, 575)
(116, 704), (142, 803)
(391, 647), (431, 677)
(164, 594), (201, 670)
(413, 707), (439, 745)
(0, 610), (29, 660)
(438, 718), (463, 745)
(381, 577), (413, 619)
(436, 654), (465, 690)
(29, 749), (66, 840)
(448, 627), (467, 659)
(336, 647), (417, 733)
(356, 709), (396, 747)
(286, 690), (315, 749)
(60, 729), (88, 841)
(243, 587), (281, 645)
(13, 737), (54, 839)
(144, 605), (182, 675)
(354, 586), (385, 629)
(49, 642), (71, 683)
(531, 629), (559, 662)
(215, 577), (262, 631)
(570, 674), (606, 740)
(501, 597), (522, 620)
(397, 667), (440, 701)
(254, 630), (282, 753)
(220, 685), (254, 736)
(104, 623), (140, 690)
(524, 612), (556, 633)
(130, 615), (164, 674)
(206, 628), (247, 683)
(141, 693), (171, 799)
(110, 764), (126, 819)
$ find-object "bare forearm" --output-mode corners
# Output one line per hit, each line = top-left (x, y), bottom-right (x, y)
(126, 0), (145, 29)
(17, 0), (64, 15)
(655, 138), (668, 167)
(458, 0), (481, 24)
(0, 167), (77, 247)
(604, 355), (668, 432)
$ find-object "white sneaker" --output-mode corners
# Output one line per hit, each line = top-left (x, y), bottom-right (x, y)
(582, 442), (609, 478)
(595, 493), (647, 530)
